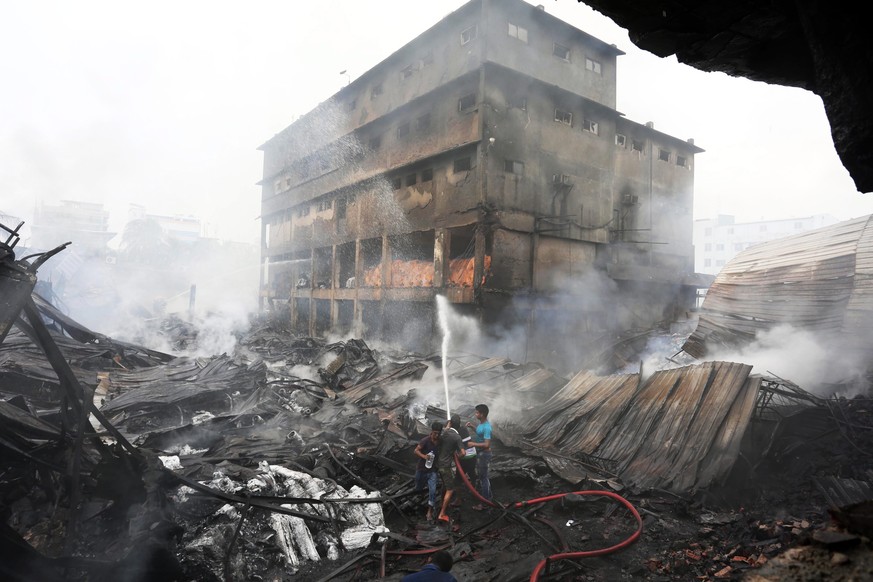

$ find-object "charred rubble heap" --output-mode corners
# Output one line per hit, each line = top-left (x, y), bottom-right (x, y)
(3, 222), (873, 581)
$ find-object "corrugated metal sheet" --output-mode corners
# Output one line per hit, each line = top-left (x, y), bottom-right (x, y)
(684, 215), (873, 358)
(500, 361), (759, 493)
(451, 356), (511, 379)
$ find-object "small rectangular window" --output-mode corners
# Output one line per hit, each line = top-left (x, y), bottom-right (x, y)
(460, 25), (477, 45)
(704, 259), (712, 267)
(453, 157), (471, 173)
(421, 52), (434, 67)
(553, 43), (570, 61)
(510, 95), (527, 111)
(716, 243), (724, 251)
(421, 168), (433, 182)
(369, 136), (381, 150)
(554, 109), (572, 126)
(417, 113), (431, 131)
(704, 228), (712, 236)
(371, 83), (383, 99)
(405, 173), (417, 187)
(396, 122), (410, 138)
(458, 93), (476, 111)
(658, 149), (671, 162)
(508, 23), (528, 43)
(583, 119), (599, 135)
(336, 197), (347, 219)
(391, 176), (402, 190)
(503, 160), (524, 174)
(716, 259), (725, 266)
(676, 155), (687, 167)
(348, 98), (356, 112)
(704, 243), (712, 251)
(585, 57), (601, 74)
(317, 199), (332, 212)
(794, 222), (803, 229)
(631, 139), (644, 152)
(615, 134), (626, 147)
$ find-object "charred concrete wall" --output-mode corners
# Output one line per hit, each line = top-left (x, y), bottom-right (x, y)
(258, 0), (702, 368)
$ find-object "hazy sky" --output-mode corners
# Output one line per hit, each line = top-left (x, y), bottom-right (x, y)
(2, 0), (871, 246)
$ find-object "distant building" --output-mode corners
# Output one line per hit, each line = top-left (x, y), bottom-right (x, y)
(258, 0), (704, 367)
(127, 203), (202, 243)
(30, 200), (115, 252)
(694, 214), (841, 276)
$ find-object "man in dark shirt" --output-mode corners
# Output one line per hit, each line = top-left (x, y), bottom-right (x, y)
(400, 550), (457, 582)
(436, 415), (465, 522)
(414, 421), (442, 521)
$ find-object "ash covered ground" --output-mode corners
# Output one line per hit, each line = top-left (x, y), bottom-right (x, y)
(2, 307), (873, 582)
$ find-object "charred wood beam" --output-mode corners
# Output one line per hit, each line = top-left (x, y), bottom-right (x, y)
(223, 504), (251, 582)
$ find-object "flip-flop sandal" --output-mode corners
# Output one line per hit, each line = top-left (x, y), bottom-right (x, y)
(438, 515), (450, 523)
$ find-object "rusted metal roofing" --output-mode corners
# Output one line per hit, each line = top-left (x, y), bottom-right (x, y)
(684, 215), (873, 358)
(498, 361), (760, 493)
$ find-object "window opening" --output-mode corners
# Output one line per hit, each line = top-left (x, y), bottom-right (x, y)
(553, 43), (570, 61)
(585, 57), (601, 74)
(458, 93), (476, 111)
(460, 25), (478, 45)
(508, 23), (528, 43)
(454, 157), (471, 173)
(554, 108), (572, 125)
(504, 160), (524, 174)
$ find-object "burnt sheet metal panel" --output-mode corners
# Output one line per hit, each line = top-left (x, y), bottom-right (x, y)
(511, 367), (558, 393)
(556, 374), (640, 454)
(684, 215), (873, 358)
(508, 361), (757, 493)
(451, 356), (511, 379)
(517, 370), (599, 434)
(529, 373), (639, 448)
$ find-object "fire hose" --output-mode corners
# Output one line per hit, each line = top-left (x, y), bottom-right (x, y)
(452, 452), (643, 582)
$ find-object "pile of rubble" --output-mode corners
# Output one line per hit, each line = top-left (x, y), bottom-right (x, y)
(3, 228), (873, 580)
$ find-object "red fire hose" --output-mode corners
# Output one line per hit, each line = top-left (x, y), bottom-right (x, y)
(453, 453), (643, 581)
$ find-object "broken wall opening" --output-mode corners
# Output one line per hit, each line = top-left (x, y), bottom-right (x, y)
(360, 237), (382, 287)
(337, 241), (355, 288)
(336, 299), (354, 336)
(313, 247), (333, 289)
(294, 298), (310, 330)
(389, 230), (434, 287)
(314, 299), (331, 336)
(448, 226), (491, 287)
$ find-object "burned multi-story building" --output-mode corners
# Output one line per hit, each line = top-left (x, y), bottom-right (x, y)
(258, 0), (703, 366)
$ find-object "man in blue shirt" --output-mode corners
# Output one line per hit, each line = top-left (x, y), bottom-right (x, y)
(401, 550), (457, 581)
(466, 403), (492, 508)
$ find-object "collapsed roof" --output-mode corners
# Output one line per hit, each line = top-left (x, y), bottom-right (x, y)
(683, 214), (873, 383)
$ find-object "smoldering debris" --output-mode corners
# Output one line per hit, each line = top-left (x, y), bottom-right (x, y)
(4, 237), (873, 579)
